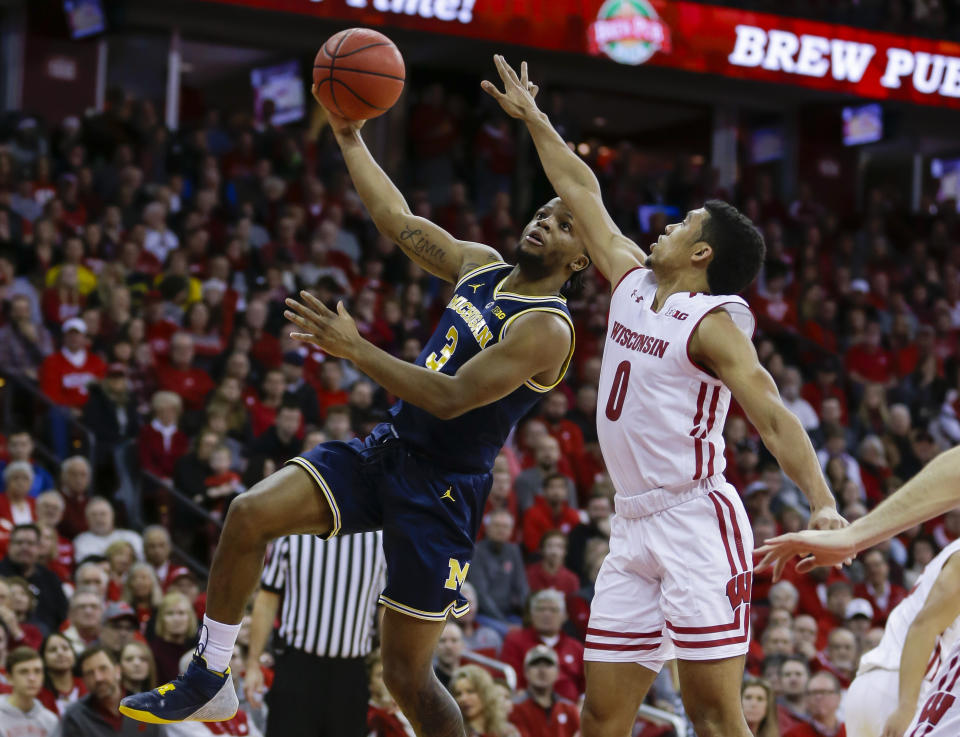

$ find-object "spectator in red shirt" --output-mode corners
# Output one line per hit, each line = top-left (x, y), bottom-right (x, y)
(845, 320), (894, 391)
(777, 655), (810, 729)
(501, 590), (584, 701)
(812, 627), (857, 689)
(450, 664), (517, 737)
(815, 581), (853, 646)
(853, 549), (907, 627)
(244, 298), (282, 370)
(138, 391), (188, 480)
(784, 671), (845, 737)
(539, 390), (584, 468)
(755, 261), (798, 333)
(522, 474), (582, 556)
(509, 645), (580, 737)
(514, 435), (578, 513)
(802, 360), (848, 425)
(57, 456), (92, 540)
(526, 531), (579, 595)
(39, 317), (106, 409)
(312, 360), (351, 419)
(154, 332), (214, 412)
(0, 462), (37, 555)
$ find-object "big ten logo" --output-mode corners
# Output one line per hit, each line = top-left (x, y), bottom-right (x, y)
(444, 558), (470, 590)
(725, 571), (753, 611)
(664, 307), (689, 320)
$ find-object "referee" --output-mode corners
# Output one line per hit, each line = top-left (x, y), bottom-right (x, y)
(245, 532), (386, 736)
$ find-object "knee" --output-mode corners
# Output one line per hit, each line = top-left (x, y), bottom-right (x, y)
(381, 658), (431, 709)
(686, 704), (741, 737)
(223, 493), (269, 544)
(581, 698), (627, 737)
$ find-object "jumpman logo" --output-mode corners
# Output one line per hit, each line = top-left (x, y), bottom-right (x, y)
(441, 487), (455, 502)
(469, 283), (484, 292)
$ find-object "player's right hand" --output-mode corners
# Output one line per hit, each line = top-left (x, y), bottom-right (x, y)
(243, 661), (265, 708)
(481, 56), (540, 120)
(311, 84), (365, 136)
(880, 704), (915, 737)
(754, 528), (859, 581)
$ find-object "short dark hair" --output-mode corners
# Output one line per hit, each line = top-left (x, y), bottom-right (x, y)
(540, 530), (567, 549)
(780, 654), (810, 675)
(542, 472), (568, 490)
(7, 646), (42, 674)
(78, 644), (116, 672)
(10, 523), (40, 541)
(701, 200), (765, 295)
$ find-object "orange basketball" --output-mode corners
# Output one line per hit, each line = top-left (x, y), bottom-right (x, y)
(313, 28), (405, 121)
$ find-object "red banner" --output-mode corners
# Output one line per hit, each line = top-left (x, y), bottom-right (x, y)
(199, 0), (960, 108)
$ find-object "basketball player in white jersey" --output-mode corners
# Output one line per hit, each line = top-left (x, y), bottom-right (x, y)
(484, 56), (846, 737)
(845, 539), (960, 737)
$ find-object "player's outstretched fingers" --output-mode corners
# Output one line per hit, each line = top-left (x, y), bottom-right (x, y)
(300, 290), (337, 317)
(284, 298), (324, 328)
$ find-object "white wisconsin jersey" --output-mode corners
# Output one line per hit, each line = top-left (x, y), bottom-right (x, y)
(858, 539), (960, 689)
(596, 267), (755, 497)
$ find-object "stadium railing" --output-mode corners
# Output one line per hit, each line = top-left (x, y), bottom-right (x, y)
(461, 651), (518, 691)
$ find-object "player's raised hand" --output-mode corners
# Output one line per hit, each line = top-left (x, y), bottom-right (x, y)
(285, 291), (361, 359)
(755, 528), (859, 581)
(481, 56), (540, 120)
(311, 83), (365, 137)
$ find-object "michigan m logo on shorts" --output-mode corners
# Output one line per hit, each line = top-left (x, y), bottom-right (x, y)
(444, 558), (470, 591)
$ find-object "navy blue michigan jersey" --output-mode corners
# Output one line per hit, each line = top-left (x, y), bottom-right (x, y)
(390, 261), (575, 472)
(290, 260), (574, 621)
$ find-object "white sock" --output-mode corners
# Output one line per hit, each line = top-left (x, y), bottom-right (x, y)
(198, 615), (241, 673)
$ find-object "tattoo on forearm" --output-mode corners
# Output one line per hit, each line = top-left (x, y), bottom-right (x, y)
(399, 225), (446, 264)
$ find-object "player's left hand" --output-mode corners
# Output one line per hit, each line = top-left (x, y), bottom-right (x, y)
(481, 56), (540, 120)
(285, 291), (362, 359)
(809, 506), (849, 531)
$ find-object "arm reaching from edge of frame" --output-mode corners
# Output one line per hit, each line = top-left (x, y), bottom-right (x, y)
(756, 445), (960, 580)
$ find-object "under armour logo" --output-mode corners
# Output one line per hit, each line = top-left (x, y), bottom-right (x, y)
(441, 487), (455, 502)
(630, 289), (643, 303)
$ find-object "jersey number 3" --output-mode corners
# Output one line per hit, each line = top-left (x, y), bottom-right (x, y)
(426, 327), (458, 372)
(605, 360), (631, 421)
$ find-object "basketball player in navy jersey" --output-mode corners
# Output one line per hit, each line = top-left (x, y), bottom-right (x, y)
(120, 86), (589, 737)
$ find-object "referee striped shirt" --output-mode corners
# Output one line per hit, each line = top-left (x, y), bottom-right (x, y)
(261, 532), (386, 659)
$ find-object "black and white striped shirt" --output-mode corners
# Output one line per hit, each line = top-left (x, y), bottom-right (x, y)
(261, 532), (386, 659)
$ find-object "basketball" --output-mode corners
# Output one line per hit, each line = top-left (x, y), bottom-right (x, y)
(313, 28), (405, 121)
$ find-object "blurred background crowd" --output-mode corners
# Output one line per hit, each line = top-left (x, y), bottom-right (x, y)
(1, 0), (960, 735)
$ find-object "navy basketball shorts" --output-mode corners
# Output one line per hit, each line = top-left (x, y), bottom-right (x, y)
(287, 423), (492, 622)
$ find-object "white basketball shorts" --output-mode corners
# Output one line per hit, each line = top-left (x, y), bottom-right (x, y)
(585, 483), (754, 671)
(846, 669), (900, 737)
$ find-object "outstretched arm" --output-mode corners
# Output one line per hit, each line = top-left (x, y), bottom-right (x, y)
(757, 445), (960, 578)
(285, 291), (571, 420)
(315, 86), (500, 283)
(881, 554), (960, 737)
(690, 311), (845, 528)
(482, 56), (645, 287)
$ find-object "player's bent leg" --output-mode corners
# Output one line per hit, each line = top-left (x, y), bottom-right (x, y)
(380, 608), (466, 737)
(676, 656), (752, 737)
(581, 661), (658, 737)
(205, 465), (334, 623)
(120, 466), (334, 725)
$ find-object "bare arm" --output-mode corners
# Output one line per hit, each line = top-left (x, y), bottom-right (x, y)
(318, 89), (500, 283)
(882, 554), (960, 737)
(482, 56), (645, 286)
(691, 311), (842, 521)
(286, 292), (571, 420)
(757, 445), (960, 577)
(243, 589), (280, 707)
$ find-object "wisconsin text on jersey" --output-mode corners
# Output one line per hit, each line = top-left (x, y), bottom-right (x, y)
(608, 320), (669, 358)
(445, 294), (495, 348)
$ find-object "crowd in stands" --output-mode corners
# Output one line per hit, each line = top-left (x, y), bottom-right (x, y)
(0, 72), (958, 737)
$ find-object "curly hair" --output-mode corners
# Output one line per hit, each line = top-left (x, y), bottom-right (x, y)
(451, 664), (513, 737)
